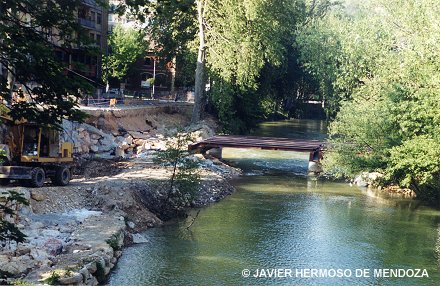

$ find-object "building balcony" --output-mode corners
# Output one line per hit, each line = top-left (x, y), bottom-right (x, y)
(78, 18), (96, 29)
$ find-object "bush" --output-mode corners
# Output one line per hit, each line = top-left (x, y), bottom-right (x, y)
(44, 271), (60, 285)
(386, 137), (440, 204)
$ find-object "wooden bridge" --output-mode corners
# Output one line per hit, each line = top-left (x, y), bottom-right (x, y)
(189, 135), (326, 172)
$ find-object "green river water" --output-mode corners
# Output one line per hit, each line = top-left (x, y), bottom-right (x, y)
(108, 120), (440, 286)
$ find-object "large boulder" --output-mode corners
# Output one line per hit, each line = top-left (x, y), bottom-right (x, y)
(0, 255), (35, 277)
(43, 238), (63, 256)
(354, 172), (384, 187)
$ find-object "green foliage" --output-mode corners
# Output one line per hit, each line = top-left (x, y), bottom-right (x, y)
(125, 0), (310, 131)
(209, 78), (264, 134)
(44, 271), (60, 285)
(104, 24), (147, 80)
(0, 149), (5, 164)
(12, 279), (35, 286)
(0, 0), (94, 127)
(94, 258), (107, 284)
(386, 137), (440, 201)
(0, 104), (9, 117)
(203, 0), (308, 131)
(154, 132), (201, 209)
(307, 0), (440, 203)
(105, 233), (121, 251)
(147, 0), (197, 61)
(0, 191), (29, 247)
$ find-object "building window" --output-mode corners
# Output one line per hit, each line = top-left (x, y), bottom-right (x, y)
(96, 34), (101, 46)
(90, 11), (96, 22)
(97, 13), (102, 24)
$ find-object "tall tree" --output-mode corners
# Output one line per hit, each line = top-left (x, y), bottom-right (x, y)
(0, 0), (96, 126)
(297, 0), (440, 203)
(203, 0), (305, 131)
(191, 0), (207, 123)
(104, 24), (147, 81)
(123, 0), (306, 130)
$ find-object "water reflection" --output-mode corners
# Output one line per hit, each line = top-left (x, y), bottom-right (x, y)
(109, 176), (440, 286)
(108, 120), (440, 286)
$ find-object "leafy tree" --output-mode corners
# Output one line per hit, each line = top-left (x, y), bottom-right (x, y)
(121, 0), (308, 130)
(104, 24), (147, 81)
(153, 131), (200, 218)
(201, 0), (307, 132)
(300, 0), (440, 203)
(0, 0), (97, 127)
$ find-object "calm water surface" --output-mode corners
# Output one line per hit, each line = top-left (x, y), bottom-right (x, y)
(108, 120), (440, 286)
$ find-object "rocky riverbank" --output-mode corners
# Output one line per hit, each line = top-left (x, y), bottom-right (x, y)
(0, 152), (240, 285)
(0, 105), (241, 285)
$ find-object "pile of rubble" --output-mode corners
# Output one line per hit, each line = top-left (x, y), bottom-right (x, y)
(0, 189), (122, 285)
(63, 120), (215, 159)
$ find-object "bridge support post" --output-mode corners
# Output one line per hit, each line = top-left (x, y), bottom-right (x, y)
(206, 147), (222, 159)
(308, 150), (323, 174)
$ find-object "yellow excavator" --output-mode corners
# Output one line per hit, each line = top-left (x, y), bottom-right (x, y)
(0, 114), (74, 187)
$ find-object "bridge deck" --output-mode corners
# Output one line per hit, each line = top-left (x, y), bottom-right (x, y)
(189, 135), (325, 152)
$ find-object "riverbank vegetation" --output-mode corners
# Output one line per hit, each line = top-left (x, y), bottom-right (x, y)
(118, 0), (439, 204)
(296, 0), (440, 204)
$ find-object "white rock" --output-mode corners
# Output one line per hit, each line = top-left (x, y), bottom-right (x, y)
(58, 273), (83, 285)
(368, 172), (384, 182)
(41, 229), (61, 237)
(0, 254), (11, 267)
(1, 255), (35, 276)
(90, 133), (101, 140)
(354, 174), (368, 187)
(127, 221), (135, 229)
(90, 145), (99, 153)
(115, 147), (125, 158)
(124, 135), (133, 145)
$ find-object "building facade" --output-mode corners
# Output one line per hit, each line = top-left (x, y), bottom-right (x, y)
(73, 0), (109, 89)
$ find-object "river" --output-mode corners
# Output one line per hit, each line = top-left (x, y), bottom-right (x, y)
(108, 119), (440, 286)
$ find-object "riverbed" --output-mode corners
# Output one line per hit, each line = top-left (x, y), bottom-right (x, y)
(108, 120), (440, 286)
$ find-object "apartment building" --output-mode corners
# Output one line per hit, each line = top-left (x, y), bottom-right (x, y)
(1, 1), (109, 101)
(72, 0), (109, 87)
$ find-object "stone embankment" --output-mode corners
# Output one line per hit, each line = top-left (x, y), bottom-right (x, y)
(0, 188), (126, 286)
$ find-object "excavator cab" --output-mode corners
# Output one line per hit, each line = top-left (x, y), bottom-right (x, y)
(18, 125), (73, 163)
(0, 119), (74, 187)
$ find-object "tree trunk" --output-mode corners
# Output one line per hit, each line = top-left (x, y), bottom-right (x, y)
(191, 0), (207, 124)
